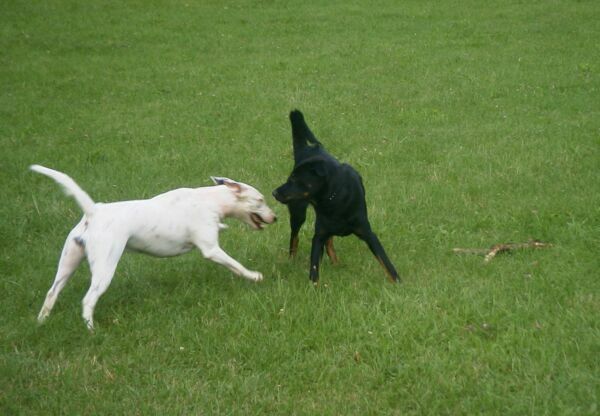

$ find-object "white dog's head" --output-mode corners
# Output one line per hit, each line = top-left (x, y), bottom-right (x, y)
(211, 177), (277, 230)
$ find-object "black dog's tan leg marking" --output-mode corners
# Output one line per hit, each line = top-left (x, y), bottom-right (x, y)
(290, 235), (300, 258)
(325, 237), (338, 264)
(376, 256), (398, 283)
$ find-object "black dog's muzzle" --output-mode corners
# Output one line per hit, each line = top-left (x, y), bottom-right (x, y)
(272, 189), (287, 203)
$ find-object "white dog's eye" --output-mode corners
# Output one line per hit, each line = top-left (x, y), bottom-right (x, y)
(250, 198), (263, 209)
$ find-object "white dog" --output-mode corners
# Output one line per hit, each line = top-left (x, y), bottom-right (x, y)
(30, 165), (276, 330)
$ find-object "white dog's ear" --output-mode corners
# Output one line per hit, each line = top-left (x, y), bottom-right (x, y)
(211, 176), (242, 194)
(211, 176), (226, 185)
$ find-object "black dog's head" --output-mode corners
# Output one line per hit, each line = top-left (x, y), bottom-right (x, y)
(272, 156), (330, 204)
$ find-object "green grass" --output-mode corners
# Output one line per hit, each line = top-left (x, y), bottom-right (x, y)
(1, 0), (599, 414)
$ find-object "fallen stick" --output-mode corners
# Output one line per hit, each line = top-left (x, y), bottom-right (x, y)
(453, 240), (552, 263)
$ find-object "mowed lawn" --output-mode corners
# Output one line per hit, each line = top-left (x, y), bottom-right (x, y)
(1, 0), (598, 414)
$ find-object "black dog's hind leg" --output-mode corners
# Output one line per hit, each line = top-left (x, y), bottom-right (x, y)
(288, 200), (309, 258)
(357, 230), (400, 283)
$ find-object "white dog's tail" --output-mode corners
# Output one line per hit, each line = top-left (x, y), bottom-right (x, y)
(30, 165), (96, 217)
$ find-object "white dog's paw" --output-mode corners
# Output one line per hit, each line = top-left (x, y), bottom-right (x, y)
(37, 310), (49, 324)
(84, 319), (95, 332)
(248, 271), (263, 282)
(37, 305), (52, 323)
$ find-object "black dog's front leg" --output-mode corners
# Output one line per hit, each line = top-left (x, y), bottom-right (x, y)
(288, 201), (338, 264)
(309, 233), (328, 284)
(358, 230), (400, 283)
(288, 201), (309, 257)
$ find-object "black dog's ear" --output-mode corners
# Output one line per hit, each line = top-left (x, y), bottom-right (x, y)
(313, 161), (328, 177)
(294, 156), (329, 177)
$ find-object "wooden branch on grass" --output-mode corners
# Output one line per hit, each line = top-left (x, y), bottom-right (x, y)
(453, 240), (552, 263)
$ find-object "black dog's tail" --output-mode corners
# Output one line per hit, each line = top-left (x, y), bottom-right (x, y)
(290, 110), (321, 158)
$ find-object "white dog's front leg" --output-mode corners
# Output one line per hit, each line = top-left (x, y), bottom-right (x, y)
(200, 245), (263, 282)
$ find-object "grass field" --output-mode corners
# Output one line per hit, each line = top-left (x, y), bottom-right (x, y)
(1, 0), (599, 414)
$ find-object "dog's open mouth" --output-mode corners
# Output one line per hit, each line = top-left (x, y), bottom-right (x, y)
(250, 213), (267, 230)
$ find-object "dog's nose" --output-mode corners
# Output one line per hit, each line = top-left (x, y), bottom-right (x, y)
(272, 190), (278, 199)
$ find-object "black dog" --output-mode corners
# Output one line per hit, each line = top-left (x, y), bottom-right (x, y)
(272, 110), (400, 284)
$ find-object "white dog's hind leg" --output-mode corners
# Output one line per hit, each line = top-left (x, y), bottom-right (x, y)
(81, 239), (126, 330)
(38, 225), (86, 323)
